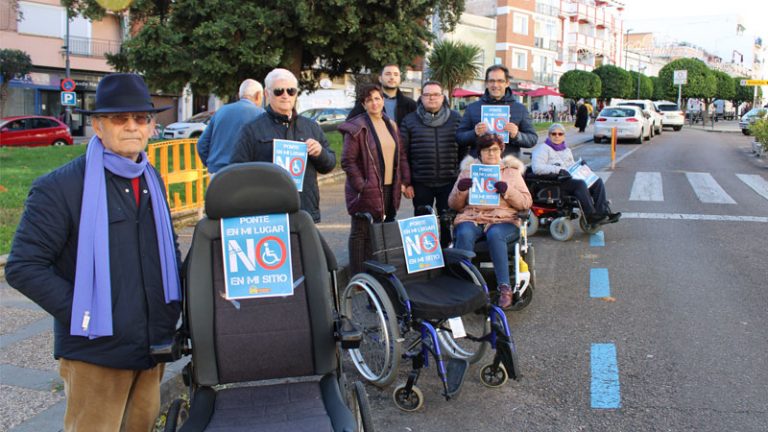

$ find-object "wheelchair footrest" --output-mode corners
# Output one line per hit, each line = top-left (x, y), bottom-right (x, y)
(445, 357), (470, 397)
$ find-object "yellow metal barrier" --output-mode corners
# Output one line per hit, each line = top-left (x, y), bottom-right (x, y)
(147, 139), (209, 215)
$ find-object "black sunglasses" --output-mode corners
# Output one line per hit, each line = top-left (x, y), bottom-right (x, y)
(272, 87), (298, 97)
(550, 132), (564, 136)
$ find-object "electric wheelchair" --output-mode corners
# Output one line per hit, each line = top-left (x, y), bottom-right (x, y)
(339, 213), (521, 412)
(153, 163), (373, 431)
(523, 167), (601, 241)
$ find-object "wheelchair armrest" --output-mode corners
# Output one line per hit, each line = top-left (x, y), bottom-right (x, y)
(335, 316), (362, 349)
(443, 248), (476, 262)
(150, 332), (188, 363)
(363, 260), (397, 275)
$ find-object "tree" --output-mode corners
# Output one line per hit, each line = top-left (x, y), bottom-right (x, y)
(658, 58), (716, 118)
(558, 70), (601, 100)
(712, 70), (735, 102)
(733, 77), (754, 104)
(0, 49), (32, 118)
(650, 76), (667, 101)
(426, 39), (482, 106)
(64, 0), (466, 97)
(592, 65), (632, 102)
(628, 70), (653, 100)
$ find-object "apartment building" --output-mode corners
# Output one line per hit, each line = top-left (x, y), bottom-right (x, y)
(0, 0), (176, 136)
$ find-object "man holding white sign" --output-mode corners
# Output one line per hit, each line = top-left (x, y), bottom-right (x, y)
(231, 68), (336, 223)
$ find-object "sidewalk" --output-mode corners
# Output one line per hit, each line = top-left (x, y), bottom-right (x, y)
(685, 119), (742, 133)
(0, 125), (595, 431)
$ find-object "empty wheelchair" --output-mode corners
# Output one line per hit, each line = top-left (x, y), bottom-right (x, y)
(339, 214), (521, 412)
(524, 167), (600, 241)
(154, 163), (373, 431)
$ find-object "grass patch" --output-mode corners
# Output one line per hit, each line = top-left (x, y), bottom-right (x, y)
(0, 145), (87, 255)
(325, 130), (343, 167)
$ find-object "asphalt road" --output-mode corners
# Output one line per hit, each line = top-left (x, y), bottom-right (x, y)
(340, 128), (768, 431)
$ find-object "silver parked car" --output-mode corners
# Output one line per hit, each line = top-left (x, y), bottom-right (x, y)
(162, 111), (214, 139)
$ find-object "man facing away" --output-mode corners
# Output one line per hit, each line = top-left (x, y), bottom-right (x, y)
(197, 79), (265, 174)
(230, 68), (336, 223)
(400, 80), (463, 246)
(6, 73), (182, 432)
(347, 64), (417, 126)
(456, 64), (538, 158)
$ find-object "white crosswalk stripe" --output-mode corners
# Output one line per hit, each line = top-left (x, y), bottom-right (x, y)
(685, 172), (736, 204)
(736, 174), (768, 201)
(629, 172), (663, 201)
(596, 171), (612, 183)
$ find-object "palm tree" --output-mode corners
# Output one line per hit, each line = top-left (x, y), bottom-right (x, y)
(427, 40), (483, 106)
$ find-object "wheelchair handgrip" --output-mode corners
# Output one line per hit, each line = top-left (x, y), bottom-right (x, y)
(150, 333), (188, 363)
(363, 260), (397, 275)
(516, 210), (530, 221)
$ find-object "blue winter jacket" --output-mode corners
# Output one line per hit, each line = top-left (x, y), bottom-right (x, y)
(456, 88), (538, 157)
(197, 99), (265, 173)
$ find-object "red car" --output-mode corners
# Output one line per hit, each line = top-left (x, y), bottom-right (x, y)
(0, 115), (74, 147)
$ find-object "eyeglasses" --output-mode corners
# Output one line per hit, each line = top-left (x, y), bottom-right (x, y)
(272, 87), (298, 97)
(486, 79), (507, 85)
(550, 132), (565, 136)
(422, 93), (443, 99)
(97, 113), (154, 125)
(480, 147), (502, 154)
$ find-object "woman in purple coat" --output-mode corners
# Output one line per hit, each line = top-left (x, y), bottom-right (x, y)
(338, 84), (413, 274)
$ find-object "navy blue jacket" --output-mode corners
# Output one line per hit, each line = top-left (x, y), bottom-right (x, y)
(400, 103), (463, 187)
(197, 98), (265, 173)
(5, 156), (182, 370)
(456, 88), (538, 157)
(230, 106), (336, 222)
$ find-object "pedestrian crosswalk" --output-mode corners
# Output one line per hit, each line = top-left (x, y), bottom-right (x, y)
(600, 171), (768, 207)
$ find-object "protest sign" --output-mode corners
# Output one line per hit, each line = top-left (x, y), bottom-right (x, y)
(397, 215), (445, 274)
(220, 214), (293, 300)
(481, 105), (510, 143)
(567, 159), (599, 188)
(468, 164), (501, 206)
(273, 139), (308, 191)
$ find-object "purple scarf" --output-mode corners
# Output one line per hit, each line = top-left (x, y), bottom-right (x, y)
(545, 137), (567, 152)
(70, 136), (180, 339)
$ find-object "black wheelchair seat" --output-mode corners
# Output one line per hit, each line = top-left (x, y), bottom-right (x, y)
(404, 275), (488, 320)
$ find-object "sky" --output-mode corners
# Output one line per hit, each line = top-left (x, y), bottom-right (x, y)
(621, 0), (768, 63)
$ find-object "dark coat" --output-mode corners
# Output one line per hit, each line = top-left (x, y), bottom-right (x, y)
(400, 103), (463, 187)
(346, 89), (417, 126)
(338, 113), (411, 219)
(230, 106), (337, 222)
(5, 156), (182, 370)
(575, 104), (589, 130)
(456, 88), (538, 157)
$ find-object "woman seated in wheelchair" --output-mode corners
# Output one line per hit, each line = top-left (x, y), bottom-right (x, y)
(448, 133), (532, 309)
(531, 123), (620, 226)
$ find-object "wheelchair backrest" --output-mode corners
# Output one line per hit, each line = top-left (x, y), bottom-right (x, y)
(368, 220), (440, 283)
(185, 163), (336, 387)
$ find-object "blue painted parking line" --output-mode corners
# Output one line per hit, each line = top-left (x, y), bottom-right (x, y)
(591, 343), (621, 409)
(590, 231), (605, 247)
(590, 268), (610, 298)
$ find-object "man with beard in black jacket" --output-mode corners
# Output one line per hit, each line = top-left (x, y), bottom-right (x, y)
(231, 68), (336, 223)
(347, 64), (417, 126)
(400, 81), (463, 247)
(456, 64), (538, 158)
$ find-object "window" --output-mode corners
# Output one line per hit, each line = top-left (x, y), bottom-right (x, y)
(17, 1), (90, 40)
(512, 50), (528, 70)
(513, 13), (529, 36)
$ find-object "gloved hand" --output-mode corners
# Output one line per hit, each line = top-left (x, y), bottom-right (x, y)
(580, 159), (588, 166)
(558, 169), (572, 179)
(457, 178), (473, 191)
(494, 181), (508, 195)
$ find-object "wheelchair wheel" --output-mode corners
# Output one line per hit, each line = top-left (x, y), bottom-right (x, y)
(340, 273), (402, 387)
(549, 217), (574, 241)
(508, 285), (533, 311)
(162, 398), (188, 432)
(527, 215), (539, 236)
(523, 244), (536, 292)
(437, 310), (490, 364)
(579, 216), (600, 235)
(392, 384), (424, 412)
(353, 381), (375, 432)
(480, 363), (508, 388)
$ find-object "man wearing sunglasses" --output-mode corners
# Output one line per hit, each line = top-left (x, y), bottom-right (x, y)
(346, 64), (417, 126)
(231, 68), (336, 223)
(456, 64), (538, 158)
(6, 73), (182, 431)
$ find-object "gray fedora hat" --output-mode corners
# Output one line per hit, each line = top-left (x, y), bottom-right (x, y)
(78, 73), (172, 114)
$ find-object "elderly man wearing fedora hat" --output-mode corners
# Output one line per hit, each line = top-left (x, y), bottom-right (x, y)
(6, 73), (182, 431)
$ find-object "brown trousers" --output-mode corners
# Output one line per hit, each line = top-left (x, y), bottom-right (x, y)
(59, 358), (164, 432)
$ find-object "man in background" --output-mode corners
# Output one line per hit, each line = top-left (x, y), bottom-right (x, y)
(347, 64), (417, 126)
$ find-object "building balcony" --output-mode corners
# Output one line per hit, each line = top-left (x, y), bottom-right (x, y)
(535, 3), (561, 17)
(533, 71), (557, 85)
(534, 37), (561, 52)
(63, 36), (122, 58)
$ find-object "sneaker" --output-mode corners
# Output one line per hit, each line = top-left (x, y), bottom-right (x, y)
(497, 284), (513, 309)
(607, 212), (621, 223)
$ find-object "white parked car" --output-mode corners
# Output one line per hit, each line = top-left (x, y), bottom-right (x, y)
(162, 111), (214, 139)
(654, 101), (684, 131)
(616, 99), (663, 136)
(594, 105), (652, 144)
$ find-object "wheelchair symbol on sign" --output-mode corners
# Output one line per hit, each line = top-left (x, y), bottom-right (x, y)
(419, 232), (439, 253)
(289, 157), (305, 176)
(483, 177), (498, 193)
(256, 236), (287, 270)
(492, 118), (506, 132)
